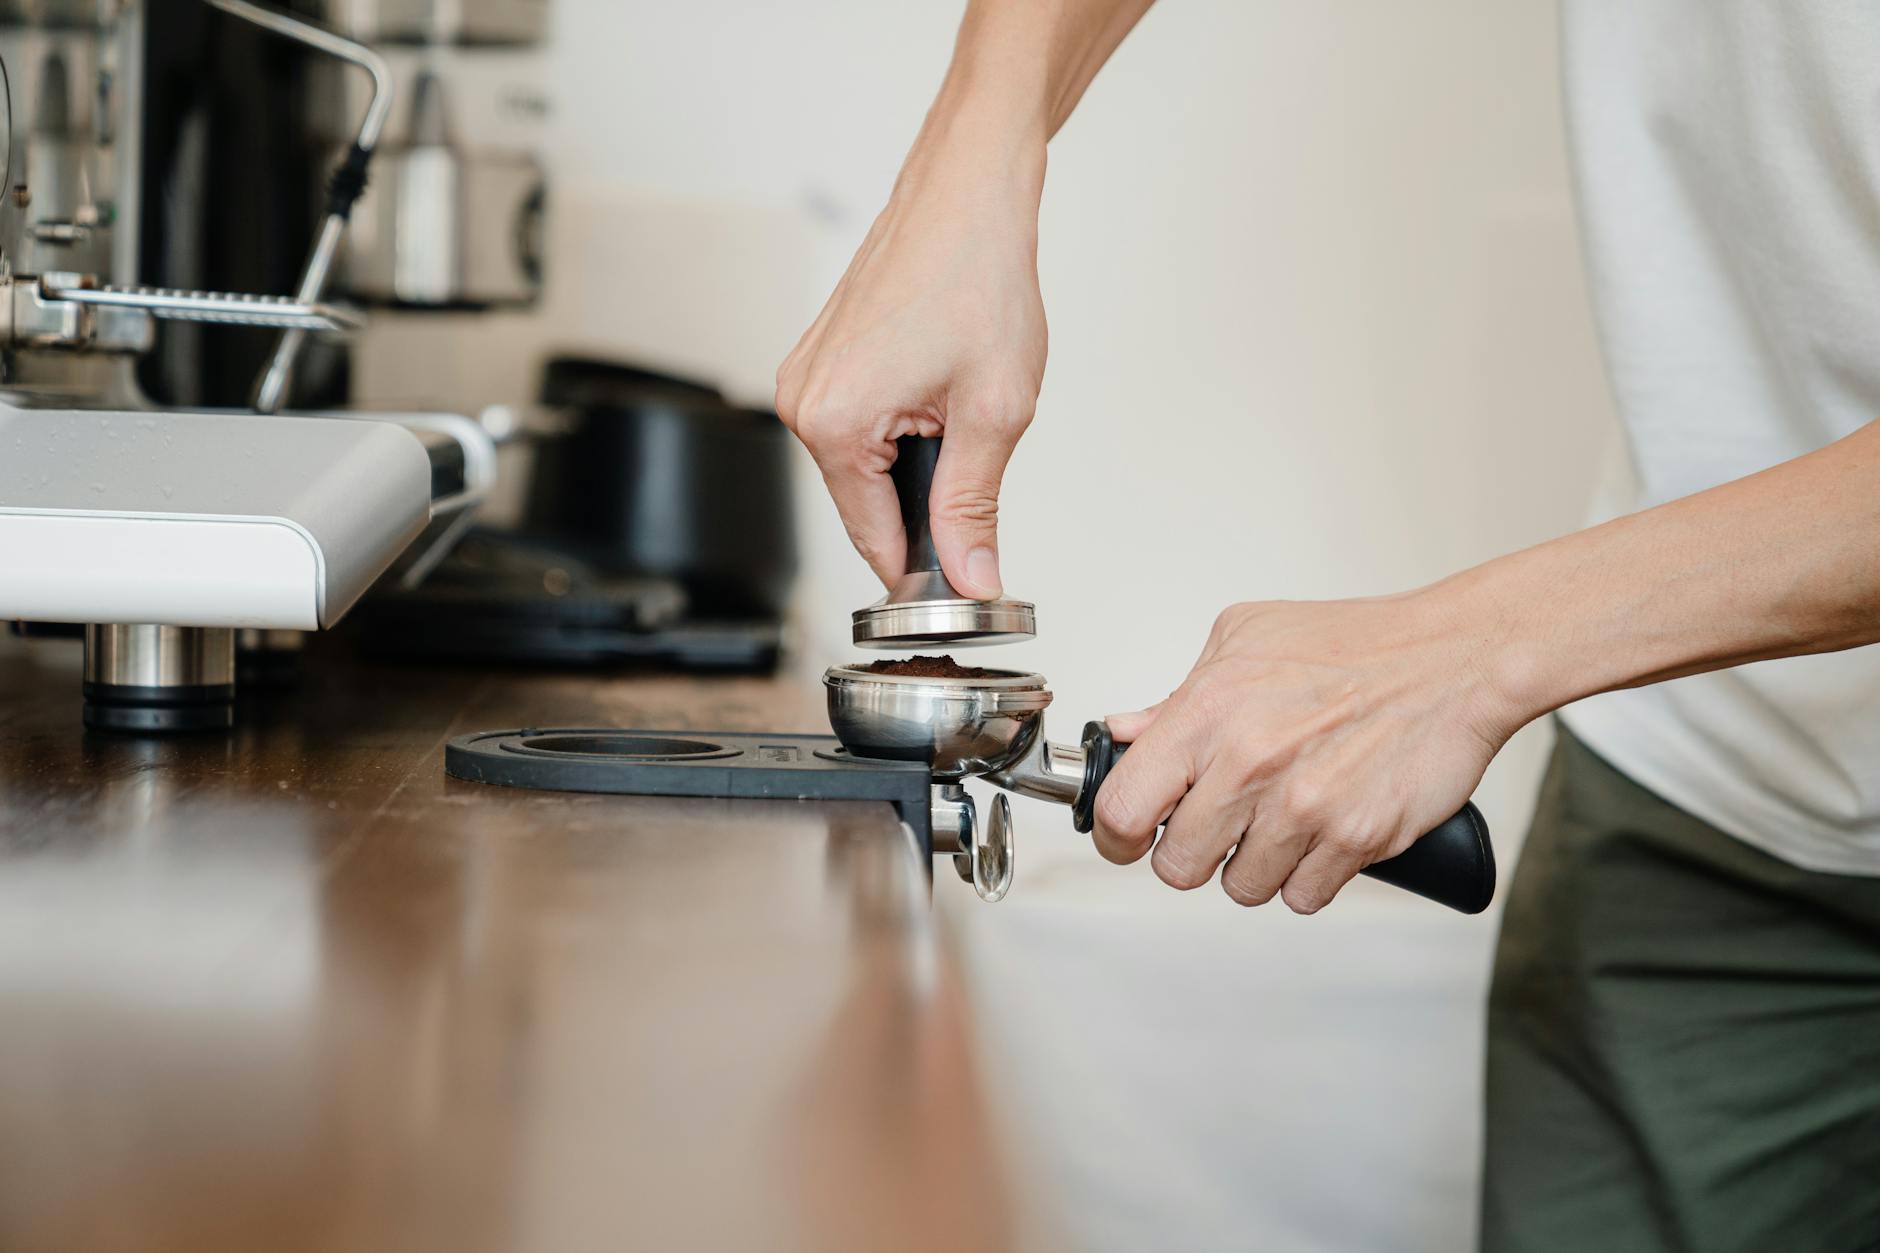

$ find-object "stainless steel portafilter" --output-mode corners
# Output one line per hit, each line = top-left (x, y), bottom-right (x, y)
(823, 665), (1053, 778)
(823, 666), (1498, 912)
(851, 436), (1037, 649)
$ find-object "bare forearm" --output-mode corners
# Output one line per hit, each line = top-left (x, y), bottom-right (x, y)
(779, 3), (1152, 596)
(1454, 419), (1880, 726)
(952, 0), (1154, 134)
(901, 0), (1155, 193)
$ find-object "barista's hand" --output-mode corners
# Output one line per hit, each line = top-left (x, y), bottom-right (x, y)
(1091, 593), (1522, 913)
(775, 128), (1047, 599)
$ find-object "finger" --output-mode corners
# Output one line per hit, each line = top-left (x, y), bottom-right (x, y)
(928, 391), (1029, 600)
(817, 455), (907, 590)
(1150, 763), (1259, 891)
(1089, 703), (1204, 865)
(1278, 832), (1370, 915)
(1219, 818), (1317, 908)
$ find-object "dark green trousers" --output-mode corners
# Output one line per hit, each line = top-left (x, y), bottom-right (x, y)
(1482, 729), (1880, 1253)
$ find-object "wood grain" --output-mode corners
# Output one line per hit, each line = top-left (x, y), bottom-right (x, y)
(0, 637), (1035, 1253)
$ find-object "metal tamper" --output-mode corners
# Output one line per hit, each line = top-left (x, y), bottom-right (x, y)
(824, 664), (1497, 913)
(851, 435), (1037, 649)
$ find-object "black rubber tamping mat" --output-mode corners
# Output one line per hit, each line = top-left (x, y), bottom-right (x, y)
(445, 729), (936, 849)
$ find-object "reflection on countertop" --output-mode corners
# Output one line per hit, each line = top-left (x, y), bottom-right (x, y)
(0, 640), (1054, 1253)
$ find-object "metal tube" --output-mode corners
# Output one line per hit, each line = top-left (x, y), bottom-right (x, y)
(203, 0), (393, 413)
(253, 216), (346, 412)
(984, 736), (1086, 807)
(204, 0), (395, 147)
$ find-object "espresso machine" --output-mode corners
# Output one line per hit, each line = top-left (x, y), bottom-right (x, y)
(0, 0), (549, 729)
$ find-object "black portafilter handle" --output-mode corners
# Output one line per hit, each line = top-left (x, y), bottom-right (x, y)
(1071, 721), (1497, 915)
(890, 434), (946, 576)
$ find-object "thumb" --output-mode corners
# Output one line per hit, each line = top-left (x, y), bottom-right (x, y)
(929, 407), (1025, 601)
(1103, 701), (1167, 744)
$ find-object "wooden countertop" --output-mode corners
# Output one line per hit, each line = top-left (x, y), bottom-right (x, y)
(0, 637), (1037, 1253)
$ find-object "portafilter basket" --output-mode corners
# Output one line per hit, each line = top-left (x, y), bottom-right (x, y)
(823, 665), (1052, 779)
(822, 666), (1499, 914)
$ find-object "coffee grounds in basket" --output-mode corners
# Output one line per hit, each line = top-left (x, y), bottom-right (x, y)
(859, 655), (998, 679)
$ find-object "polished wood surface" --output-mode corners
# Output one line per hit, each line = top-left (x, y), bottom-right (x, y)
(0, 637), (1033, 1253)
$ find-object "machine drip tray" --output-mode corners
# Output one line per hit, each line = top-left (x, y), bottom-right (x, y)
(445, 729), (935, 848)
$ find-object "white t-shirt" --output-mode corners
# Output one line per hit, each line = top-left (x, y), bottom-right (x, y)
(1555, 3), (1880, 874)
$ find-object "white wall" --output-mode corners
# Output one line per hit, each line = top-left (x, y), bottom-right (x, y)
(358, 4), (1619, 1249)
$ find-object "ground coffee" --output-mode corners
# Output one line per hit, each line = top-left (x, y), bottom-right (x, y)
(858, 655), (999, 679)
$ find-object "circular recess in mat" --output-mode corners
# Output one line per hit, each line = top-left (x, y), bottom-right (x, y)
(505, 733), (739, 761)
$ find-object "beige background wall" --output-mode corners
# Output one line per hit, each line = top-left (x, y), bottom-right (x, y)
(357, 3), (1618, 1247)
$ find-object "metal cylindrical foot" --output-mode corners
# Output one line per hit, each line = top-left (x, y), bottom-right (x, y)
(83, 625), (237, 733)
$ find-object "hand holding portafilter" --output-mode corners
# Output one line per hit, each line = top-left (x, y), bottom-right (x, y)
(822, 667), (1497, 913)
(851, 436), (1036, 648)
(1067, 721), (1495, 914)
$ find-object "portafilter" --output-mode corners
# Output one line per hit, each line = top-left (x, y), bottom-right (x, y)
(824, 665), (1496, 912)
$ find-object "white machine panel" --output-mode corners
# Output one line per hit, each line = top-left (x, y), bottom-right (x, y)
(0, 513), (322, 628)
(0, 404), (432, 629)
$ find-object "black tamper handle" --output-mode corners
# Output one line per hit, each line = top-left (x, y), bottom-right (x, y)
(890, 435), (945, 577)
(1073, 721), (1496, 915)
